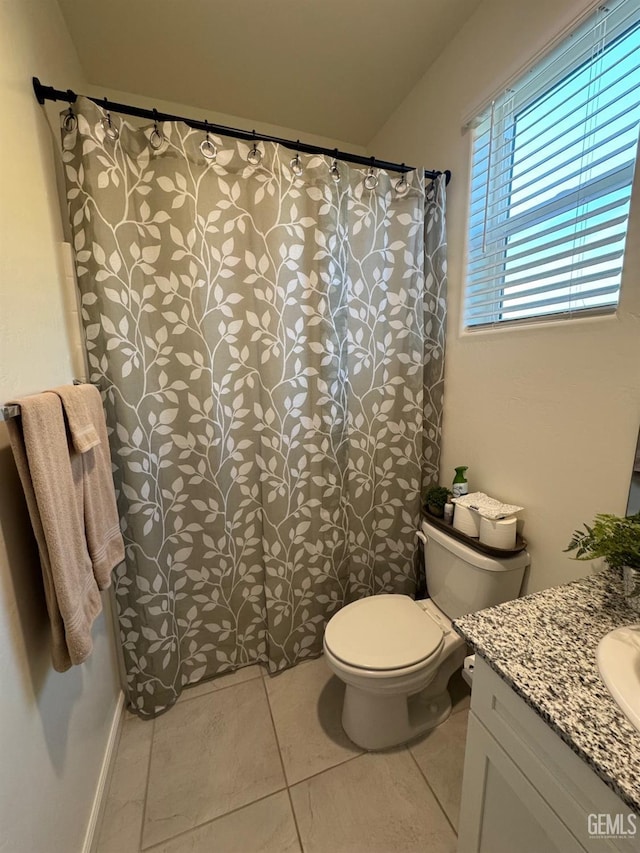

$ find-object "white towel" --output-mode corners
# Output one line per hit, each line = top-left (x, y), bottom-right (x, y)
(453, 491), (523, 519)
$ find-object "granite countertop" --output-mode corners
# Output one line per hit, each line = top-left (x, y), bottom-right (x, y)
(453, 569), (640, 814)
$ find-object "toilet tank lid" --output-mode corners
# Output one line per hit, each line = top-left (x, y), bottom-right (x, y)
(324, 594), (443, 670)
(421, 519), (531, 572)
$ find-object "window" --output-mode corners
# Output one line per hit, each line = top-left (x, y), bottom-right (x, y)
(465, 0), (640, 329)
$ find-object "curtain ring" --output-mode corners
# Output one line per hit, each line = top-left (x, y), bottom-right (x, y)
(63, 104), (77, 133)
(247, 130), (263, 165)
(149, 109), (164, 151)
(364, 161), (379, 190)
(200, 121), (217, 160)
(101, 98), (119, 141)
(394, 167), (409, 196)
(289, 141), (303, 176)
(330, 149), (341, 183)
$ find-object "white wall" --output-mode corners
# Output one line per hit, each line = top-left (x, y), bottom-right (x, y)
(0, 2), (121, 851)
(0, 3), (369, 849)
(370, 0), (640, 592)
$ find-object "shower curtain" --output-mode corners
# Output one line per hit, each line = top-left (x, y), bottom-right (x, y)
(62, 98), (447, 716)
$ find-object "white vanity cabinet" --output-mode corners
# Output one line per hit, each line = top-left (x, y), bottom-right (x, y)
(458, 658), (639, 853)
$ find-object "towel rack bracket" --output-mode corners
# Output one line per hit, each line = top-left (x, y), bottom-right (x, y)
(0, 404), (21, 422)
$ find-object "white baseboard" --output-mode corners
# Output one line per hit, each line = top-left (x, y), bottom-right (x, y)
(82, 691), (126, 853)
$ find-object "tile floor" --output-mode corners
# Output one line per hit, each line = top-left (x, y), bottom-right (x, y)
(96, 657), (470, 853)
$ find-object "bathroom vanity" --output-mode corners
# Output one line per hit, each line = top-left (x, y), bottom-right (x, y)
(454, 570), (640, 853)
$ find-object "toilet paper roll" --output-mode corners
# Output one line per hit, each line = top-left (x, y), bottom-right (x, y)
(479, 516), (517, 550)
(453, 504), (480, 538)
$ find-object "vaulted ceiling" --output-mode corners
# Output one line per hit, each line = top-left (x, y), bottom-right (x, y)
(57, 0), (482, 146)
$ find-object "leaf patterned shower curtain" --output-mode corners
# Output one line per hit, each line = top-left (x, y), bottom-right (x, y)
(62, 98), (447, 716)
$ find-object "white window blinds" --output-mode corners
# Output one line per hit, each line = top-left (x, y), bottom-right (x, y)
(465, 0), (640, 329)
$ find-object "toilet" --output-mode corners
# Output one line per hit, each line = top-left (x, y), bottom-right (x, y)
(323, 518), (530, 750)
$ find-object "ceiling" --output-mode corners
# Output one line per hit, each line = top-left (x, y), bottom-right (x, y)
(57, 0), (482, 147)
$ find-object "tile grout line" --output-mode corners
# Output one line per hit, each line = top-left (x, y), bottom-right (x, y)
(262, 659), (367, 788)
(138, 678), (282, 852)
(140, 785), (290, 852)
(177, 669), (264, 706)
(262, 662), (368, 787)
(406, 745), (458, 838)
(288, 750), (365, 788)
(259, 675), (306, 852)
(137, 717), (156, 852)
(285, 788), (304, 853)
(258, 675), (291, 786)
(128, 660), (464, 852)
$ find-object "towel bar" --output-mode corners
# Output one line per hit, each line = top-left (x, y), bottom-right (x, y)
(0, 379), (94, 422)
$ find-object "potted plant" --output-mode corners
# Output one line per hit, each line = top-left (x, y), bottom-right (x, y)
(565, 512), (640, 612)
(424, 485), (452, 519)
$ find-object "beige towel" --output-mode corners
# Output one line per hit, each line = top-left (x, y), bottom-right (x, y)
(53, 384), (124, 588)
(6, 393), (102, 671)
(52, 384), (100, 453)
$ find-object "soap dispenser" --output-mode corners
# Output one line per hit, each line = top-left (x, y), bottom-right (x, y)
(452, 466), (469, 498)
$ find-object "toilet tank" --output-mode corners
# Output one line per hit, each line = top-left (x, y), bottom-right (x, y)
(419, 519), (530, 620)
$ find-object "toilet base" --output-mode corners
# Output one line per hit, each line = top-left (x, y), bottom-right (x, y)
(342, 685), (452, 751)
(341, 644), (466, 751)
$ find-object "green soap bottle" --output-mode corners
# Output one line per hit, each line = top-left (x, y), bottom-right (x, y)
(452, 466), (469, 498)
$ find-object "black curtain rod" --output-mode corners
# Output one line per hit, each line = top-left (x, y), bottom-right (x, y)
(33, 77), (451, 183)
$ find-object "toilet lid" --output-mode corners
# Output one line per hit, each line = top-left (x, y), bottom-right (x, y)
(324, 595), (444, 671)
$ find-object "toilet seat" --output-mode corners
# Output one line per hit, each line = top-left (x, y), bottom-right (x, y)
(323, 594), (444, 672)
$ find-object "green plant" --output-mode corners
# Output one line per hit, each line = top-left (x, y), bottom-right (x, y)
(565, 512), (640, 598)
(424, 485), (452, 517)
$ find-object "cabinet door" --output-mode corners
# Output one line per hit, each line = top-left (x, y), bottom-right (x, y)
(458, 713), (585, 853)
(469, 658), (638, 852)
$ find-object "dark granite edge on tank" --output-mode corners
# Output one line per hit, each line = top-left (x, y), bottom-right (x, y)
(453, 569), (640, 814)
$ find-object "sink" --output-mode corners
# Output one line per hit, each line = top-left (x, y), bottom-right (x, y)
(597, 625), (640, 733)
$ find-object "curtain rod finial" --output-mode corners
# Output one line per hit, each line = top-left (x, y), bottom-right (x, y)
(33, 77), (45, 105)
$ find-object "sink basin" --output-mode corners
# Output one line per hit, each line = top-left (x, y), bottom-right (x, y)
(597, 625), (640, 733)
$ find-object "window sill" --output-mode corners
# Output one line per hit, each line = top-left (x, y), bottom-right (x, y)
(459, 307), (618, 337)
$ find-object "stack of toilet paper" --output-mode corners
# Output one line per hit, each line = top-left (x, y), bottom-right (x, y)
(479, 516), (517, 549)
(452, 492), (522, 549)
(452, 504), (481, 537)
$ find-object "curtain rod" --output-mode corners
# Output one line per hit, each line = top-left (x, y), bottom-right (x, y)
(33, 77), (451, 183)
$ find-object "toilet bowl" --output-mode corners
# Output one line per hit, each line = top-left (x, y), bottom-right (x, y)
(323, 595), (466, 750)
(323, 519), (530, 750)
